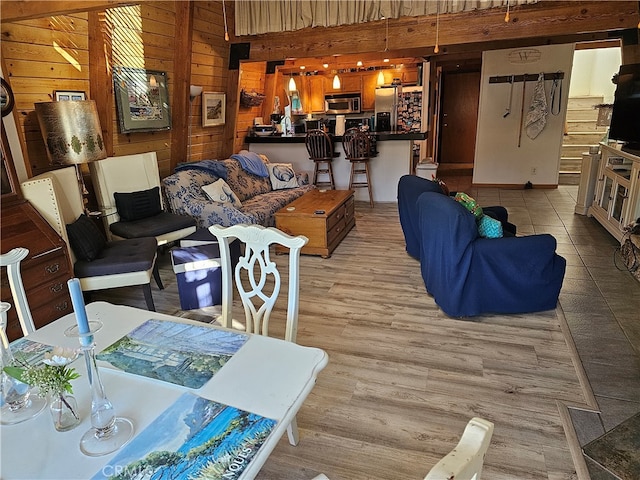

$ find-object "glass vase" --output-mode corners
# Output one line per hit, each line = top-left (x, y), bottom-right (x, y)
(49, 392), (81, 432)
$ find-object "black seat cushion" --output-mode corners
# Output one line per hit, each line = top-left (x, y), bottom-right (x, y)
(114, 187), (162, 221)
(66, 214), (107, 261)
(73, 237), (157, 277)
(110, 212), (196, 239)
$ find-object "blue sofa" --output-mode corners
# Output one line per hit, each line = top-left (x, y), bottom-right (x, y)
(397, 175), (566, 317)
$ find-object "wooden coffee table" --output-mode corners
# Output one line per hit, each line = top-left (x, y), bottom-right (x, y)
(275, 189), (355, 258)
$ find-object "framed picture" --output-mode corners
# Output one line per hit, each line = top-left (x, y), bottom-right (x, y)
(113, 67), (171, 133)
(202, 92), (225, 127)
(54, 90), (86, 101)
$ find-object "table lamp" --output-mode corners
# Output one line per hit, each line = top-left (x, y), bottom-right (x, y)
(34, 100), (107, 213)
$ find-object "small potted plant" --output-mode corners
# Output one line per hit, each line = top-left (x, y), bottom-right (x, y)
(4, 346), (81, 431)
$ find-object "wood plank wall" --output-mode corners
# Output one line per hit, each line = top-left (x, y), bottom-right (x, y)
(234, 62), (266, 154)
(1, 13), (90, 177)
(1, 1), (233, 180)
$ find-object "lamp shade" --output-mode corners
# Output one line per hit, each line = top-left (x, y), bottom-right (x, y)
(333, 74), (341, 89)
(35, 100), (107, 165)
(288, 76), (297, 92)
(189, 85), (203, 100)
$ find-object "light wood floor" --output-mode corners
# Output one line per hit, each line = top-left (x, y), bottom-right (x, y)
(92, 202), (593, 480)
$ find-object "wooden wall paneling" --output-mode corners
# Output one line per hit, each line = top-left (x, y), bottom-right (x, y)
(1, 14), (90, 176)
(88, 10), (114, 158)
(244, 2), (639, 62)
(190, 1), (233, 162)
(169, 0), (194, 170)
(234, 62), (265, 154)
(0, 1), (136, 23)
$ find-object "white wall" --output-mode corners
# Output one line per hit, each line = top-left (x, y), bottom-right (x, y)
(473, 44), (575, 186)
(569, 48), (621, 103)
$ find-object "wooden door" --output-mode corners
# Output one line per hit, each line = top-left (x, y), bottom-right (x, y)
(438, 70), (481, 164)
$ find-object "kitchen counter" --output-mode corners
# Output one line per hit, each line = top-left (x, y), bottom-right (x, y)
(247, 132), (426, 203)
(245, 131), (426, 143)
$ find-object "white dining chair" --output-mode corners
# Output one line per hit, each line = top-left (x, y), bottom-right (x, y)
(311, 417), (494, 480)
(0, 248), (35, 336)
(208, 223), (308, 444)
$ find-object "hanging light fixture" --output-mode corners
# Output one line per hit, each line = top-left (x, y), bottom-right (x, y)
(222, 0), (229, 41)
(288, 74), (297, 92)
(504, 0), (510, 22)
(377, 70), (385, 86)
(333, 73), (341, 90)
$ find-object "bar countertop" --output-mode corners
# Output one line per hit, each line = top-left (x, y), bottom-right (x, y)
(245, 131), (426, 143)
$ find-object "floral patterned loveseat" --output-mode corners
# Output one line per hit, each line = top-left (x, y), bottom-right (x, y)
(162, 157), (314, 228)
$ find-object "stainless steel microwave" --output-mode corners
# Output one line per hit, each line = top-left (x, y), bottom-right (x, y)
(325, 94), (361, 114)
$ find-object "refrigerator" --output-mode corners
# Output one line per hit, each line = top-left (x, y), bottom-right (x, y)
(375, 85), (399, 132)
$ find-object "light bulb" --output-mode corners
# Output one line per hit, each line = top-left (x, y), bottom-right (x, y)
(377, 71), (385, 86)
(333, 74), (341, 89)
(288, 76), (297, 92)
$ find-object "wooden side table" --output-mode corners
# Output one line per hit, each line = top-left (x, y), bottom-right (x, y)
(275, 189), (355, 258)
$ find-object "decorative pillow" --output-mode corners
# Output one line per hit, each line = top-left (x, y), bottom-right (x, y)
(66, 214), (106, 261)
(201, 178), (242, 208)
(477, 214), (503, 238)
(114, 186), (162, 222)
(454, 192), (483, 219)
(268, 163), (298, 190)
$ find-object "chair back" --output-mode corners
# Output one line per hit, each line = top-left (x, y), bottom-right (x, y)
(21, 167), (84, 264)
(0, 248), (36, 336)
(89, 152), (161, 234)
(209, 224), (308, 342)
(342, 128), (371, 160)
(305, 130), (334, 161)
(424, 417), (494, 480)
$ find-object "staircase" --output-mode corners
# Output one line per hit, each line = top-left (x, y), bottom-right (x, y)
(560, 96), (608, 183)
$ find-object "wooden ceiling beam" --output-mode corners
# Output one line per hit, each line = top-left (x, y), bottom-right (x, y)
(244, 1), (639, 63)
(0, 1), (138, 23)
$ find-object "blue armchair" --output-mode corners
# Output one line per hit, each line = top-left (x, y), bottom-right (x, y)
(416, 192), (565, 317)
(398, 175), (515, 260)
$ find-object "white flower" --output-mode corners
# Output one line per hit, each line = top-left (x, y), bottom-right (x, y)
(42, 346), (79, 367)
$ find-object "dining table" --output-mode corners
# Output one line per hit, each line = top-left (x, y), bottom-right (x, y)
(0, 301), (329, 479)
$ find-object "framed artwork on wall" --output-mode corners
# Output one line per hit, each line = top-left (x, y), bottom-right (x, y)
(113, 67), (171, 133)
(202, 92), (225, 127)
(54, 90), (86, 101)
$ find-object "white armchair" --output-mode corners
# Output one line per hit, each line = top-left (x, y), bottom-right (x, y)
(89, 151), (196, 245)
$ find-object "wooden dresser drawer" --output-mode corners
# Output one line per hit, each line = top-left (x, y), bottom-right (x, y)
(327, 203), (347, 230)
(327, 218), (347, 247)
(23, 248), (70, 287)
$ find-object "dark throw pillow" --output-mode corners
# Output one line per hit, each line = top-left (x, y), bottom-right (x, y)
(66, 214), (106, 261)
(114, 186), (162, 222)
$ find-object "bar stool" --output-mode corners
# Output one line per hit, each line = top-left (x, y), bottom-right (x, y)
(305, 129), (337, 189)
(343, 128), (375, 207)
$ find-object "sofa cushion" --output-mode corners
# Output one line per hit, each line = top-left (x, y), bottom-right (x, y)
(66, 214), (106, 261)
(114, 186), (162, 221)
(268, 163), (299, 190)
(201, 178), (242, 208)
(73, 237), (157, 277)
(110, 211), (196, 239)
(222, 158), (272, 202)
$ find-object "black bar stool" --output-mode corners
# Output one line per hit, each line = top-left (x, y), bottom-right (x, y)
(305, 129), (338, 189)
(342, 128), (375, 207)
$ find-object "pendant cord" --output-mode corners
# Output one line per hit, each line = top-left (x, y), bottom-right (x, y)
(505, 0), (510, 22)
(222, 0), (229, 41)
(434, 2), (440, 54)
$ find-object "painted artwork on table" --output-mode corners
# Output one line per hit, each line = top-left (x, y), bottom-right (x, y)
(91, 392), (276, 480)
(96, 320), (248, 388)
(10, 338), (53, 365)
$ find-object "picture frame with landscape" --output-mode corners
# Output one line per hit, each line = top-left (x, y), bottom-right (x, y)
(54, 90), (86, 101)
(202, 92), (225, 127)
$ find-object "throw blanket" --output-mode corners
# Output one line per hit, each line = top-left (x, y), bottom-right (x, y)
(230, 152), (269, 178)
(174, 160), (227, 180)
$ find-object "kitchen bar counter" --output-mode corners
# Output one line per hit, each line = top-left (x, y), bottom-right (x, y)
(247, 132), (426, 202)
(245, 131), (426, 143)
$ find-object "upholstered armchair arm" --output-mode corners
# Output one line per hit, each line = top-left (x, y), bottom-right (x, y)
(473, 233), (560, 269)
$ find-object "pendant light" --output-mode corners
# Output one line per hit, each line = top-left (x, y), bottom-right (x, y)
(288, 75), (297, 92)
(504, 0), (510, 22)
(222, 0), (229, 41)
(377, 70), (385, 86)
(333, 74), (341, 90)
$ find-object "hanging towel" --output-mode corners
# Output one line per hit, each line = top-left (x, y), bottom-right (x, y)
(525, 73), (548, 139)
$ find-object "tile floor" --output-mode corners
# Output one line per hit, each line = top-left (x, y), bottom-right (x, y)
(439, 175), (640, 479)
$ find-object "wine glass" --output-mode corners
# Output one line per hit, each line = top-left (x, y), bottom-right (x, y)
(65, 321), (134, 456)
(0, 302), (46, 425)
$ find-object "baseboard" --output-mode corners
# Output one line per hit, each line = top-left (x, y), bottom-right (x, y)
(471, 183), (559, 189)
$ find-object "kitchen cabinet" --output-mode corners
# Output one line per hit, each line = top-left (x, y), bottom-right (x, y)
(329, 73), (362, 94)
(589, 143), (640, 241)
(305, 75), (325, 113)
(361, 72), (378, 111)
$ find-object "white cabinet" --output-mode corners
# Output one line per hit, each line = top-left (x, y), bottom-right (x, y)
(589, 143), (640, 241)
